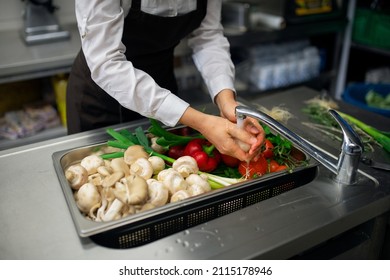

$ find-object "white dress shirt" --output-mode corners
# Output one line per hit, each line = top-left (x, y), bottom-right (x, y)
(75, 0), (235, 127)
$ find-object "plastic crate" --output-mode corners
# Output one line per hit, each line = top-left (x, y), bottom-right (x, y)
(352, 8), (390, 50)
(342, 83), (390, 117)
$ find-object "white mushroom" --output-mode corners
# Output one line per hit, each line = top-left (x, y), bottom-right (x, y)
(170, 190), (191, 203)
(88, 173), (104, 187)
(112, 174), (148, 205)
(148, 156), (166, 175)
(130, 158), (153, 180)
(75, 182), (101, 214)
(138, 203), (156, 212)
(150, 137), (167, 154)
(97, 165), (112, 177)
(102, 171), (124, 188)
(101, 198), (124, 221)
(172, 156), (199, 178)
(65, 164), (88, 190)
(121, 204), (136, 218)
(157, 168), (188, 195)
(186, 174), (211, 196)
(110, 158), (130, 176)
(147, 179), (169, 207)
(80, 155), (105, 175)
(123, 145), (149, 165)
(95, 187), (116, 221)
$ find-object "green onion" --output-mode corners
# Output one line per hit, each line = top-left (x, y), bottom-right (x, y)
(337, 111), (390, 153)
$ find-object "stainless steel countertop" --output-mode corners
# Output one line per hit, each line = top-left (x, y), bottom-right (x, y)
(0, 86), (389, 260)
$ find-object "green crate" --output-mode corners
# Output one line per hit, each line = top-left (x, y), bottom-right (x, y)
(352, 8), (390, 50)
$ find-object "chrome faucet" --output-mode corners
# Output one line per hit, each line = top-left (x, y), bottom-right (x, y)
(235, 105), (363, 185)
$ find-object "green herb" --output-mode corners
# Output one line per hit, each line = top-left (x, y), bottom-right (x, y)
(302, 96), (390, 153)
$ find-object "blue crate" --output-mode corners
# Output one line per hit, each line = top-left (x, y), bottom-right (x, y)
(342, 83), (390, 118)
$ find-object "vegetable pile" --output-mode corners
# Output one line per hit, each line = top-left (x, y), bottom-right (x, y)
(365, 90), (390, 110)
(64, 119), (307, 222)
(302, 96), (390, 153)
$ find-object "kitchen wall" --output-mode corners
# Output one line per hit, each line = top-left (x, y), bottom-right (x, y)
(0, 0), (76, 31)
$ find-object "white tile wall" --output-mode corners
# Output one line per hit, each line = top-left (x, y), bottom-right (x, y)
(0, 0), (76, 31)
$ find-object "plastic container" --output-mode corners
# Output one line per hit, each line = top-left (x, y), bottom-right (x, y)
(352, 8), (390, 50)
(342, 83), (390, 117)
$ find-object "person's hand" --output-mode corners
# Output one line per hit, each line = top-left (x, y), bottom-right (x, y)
(179, 91), (264, 161)
(198, 114), (263, 161)
(215, 89), (265, 158)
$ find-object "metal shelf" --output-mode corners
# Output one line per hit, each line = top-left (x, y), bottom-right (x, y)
(226, 18), (348, 48)
(0, 125), (67, 151)
(351, 42), (390, 57)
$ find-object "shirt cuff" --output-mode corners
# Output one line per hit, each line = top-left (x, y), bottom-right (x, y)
(154, 94), (190, 127)
(207, 74), (236, 103)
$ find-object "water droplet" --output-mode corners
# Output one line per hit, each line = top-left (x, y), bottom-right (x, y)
(183, 241), (190, 247)
(184, 230), (190, 235)
(176, 238), (182, 244)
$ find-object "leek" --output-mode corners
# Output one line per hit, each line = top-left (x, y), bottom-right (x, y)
(336, 111), (390, 153)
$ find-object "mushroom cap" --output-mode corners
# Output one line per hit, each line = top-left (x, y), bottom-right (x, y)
(170, 190), (191, 203)
(102, 171), (125, 188)
(123, 145), (149, 165)
(76, 183), (101, 214)
(172, 156), (199, 178)
(65, 164), (88, 190)
(147, 179), (169, 207)
(148, 156), (166, 175)
(130, 157), (153, 180)
(80, 155), (105, 175)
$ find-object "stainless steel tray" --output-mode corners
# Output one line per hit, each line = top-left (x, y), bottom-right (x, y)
(52, 140), (318, 249)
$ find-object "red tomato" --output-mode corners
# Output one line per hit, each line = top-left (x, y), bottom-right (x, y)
(262, 139), (274, 159)
(238, 155), (268, 178)
(220, 154), (240, 167)
(275, 165), (287, 172)
(269, 159), (280, 173)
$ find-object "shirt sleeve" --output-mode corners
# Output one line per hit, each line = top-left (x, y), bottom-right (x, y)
(75, 0), (189, 127)
(187, 0), (236, 102)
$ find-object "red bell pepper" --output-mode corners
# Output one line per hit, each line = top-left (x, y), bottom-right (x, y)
(167, 145), (185, 159)
(184, 139), (221, 172)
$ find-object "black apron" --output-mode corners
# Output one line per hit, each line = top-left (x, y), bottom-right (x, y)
(66, 0), (207, 134)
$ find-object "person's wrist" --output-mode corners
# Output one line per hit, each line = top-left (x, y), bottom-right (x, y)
(215, 89), (237, 119)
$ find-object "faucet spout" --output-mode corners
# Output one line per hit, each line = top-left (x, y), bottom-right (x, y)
(235, 105), (363, 185)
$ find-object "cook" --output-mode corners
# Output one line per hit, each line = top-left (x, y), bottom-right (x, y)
(66, 0), (264, 161)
